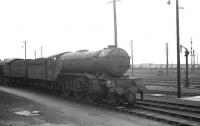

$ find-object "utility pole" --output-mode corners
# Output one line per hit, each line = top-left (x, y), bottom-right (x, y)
(166, 43), (169, 75)
(167, 0), (181, 98)
(131, 40), (134, 76)
(22, 40), (27, 60)
(197, 53), (198, 68)
(193, 50), (195, 69)
(110, 0), (118, 48)
(190, 38), (193, 71)
(22, 40), (28, 80)
(40, 46), (43, 58)
(176, 0), (181, 98)
(34, 50), (37, 59)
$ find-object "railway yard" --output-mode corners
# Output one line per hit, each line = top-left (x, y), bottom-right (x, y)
(1, 67), (200, 126)
(0, 0), (200, 126)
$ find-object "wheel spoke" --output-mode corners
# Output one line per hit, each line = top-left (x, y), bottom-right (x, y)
(73, 78), (86, 100)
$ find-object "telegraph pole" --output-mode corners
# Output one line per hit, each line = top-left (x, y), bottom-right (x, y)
(110, 0), (118, 48)
(22, 40), (27, 60)
(131, 40), (134, 76)
(197, 53), (198, 67)
(34, 50), (37, 59)
(167, 0), (181, 98)
(40, 46), (43, 58)
(166, 43), (169, 75)
(193, 50), (195, 69)
(22, 40), (28, 80)
(176, 0), (181, 98)
(190, 38), (193, 70)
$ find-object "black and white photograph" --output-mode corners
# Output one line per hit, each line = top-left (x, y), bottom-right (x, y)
(0, 0), (200, 126)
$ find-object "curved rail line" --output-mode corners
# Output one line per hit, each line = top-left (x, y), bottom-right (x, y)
(63, 94), (200, 126)
(94, 102), (200, 126)
(2, 84), (200, 126)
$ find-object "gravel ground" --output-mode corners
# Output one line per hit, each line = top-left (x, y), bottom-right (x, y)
(0, 90), (72, 126)
(0, 85), (170, 126)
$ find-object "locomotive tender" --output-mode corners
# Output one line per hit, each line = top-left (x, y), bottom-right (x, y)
(2, 47), (146, 105)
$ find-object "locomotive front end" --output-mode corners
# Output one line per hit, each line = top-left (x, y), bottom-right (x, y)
(103, 77), (146, 105)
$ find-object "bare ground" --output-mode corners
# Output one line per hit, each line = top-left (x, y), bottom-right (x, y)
(0, 86), (169, 126)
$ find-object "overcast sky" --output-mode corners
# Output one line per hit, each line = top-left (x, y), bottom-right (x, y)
(0, 0), (199, 64)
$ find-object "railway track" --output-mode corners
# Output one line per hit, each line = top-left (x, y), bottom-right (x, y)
(134, 100), (200, 125)
(2, 84), (200, 126)
(144, 82), (200, 88)
(92, 99), (200, 126)
(147, 90), (200, 96)
(140, 99), (200, 112)
(69, 94), (200, 126)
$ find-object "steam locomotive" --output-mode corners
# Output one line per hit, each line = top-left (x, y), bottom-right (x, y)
(1, 47), (146, 105)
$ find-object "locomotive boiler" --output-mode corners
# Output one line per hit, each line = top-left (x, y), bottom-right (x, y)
(59, 47), (130, 76)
